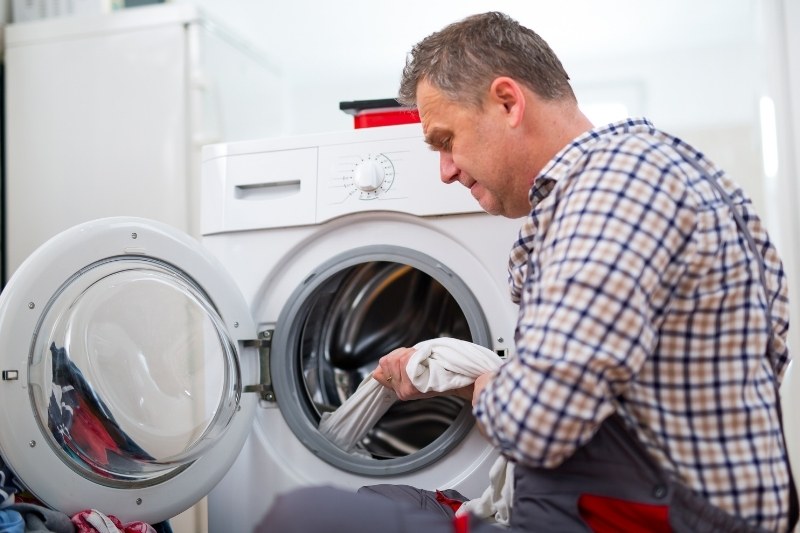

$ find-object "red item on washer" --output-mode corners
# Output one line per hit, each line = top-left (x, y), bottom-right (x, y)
(340, 98), (421, 129)
(353, 109), (421, 128)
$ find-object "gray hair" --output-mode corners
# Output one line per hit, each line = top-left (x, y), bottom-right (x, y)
(398, 12), (574, 108)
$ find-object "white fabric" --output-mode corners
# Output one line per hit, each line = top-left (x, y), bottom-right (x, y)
(406, 338), (503, 392)
(84, 509), (122, 533)
(318, 373), (397, 453)
(319, 338), (501, 452)
(318, 338), (513, 525)
(76, 509), (157, 533)
(0, 471), (13, 509)
(455, 456), (514, 527)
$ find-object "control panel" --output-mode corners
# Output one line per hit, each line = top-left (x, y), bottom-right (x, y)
(348, 154), (396, 199)
(203, 124), (484, 234)
(317, 134), (479, 222)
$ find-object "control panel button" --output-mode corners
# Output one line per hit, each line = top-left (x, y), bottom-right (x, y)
(346, 154), (395, 200)
(353, 159), (385, 192)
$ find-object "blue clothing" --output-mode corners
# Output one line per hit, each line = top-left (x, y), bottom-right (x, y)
(0, 510), (23, 533)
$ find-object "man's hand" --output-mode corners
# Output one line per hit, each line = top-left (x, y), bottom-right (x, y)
(373, 347), (475, 401)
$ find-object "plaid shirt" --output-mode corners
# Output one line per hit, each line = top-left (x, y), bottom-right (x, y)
(474, 118), (792, 529)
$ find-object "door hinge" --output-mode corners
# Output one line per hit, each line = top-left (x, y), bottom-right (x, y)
(243, 329), (275, 402)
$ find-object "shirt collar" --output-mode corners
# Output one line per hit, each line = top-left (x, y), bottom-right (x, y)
(528, 117), (655, 208)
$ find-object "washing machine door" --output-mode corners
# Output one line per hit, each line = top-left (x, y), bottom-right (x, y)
(0, 217), (257, 524)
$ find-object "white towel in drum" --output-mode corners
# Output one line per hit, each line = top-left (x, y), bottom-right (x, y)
(407, 338), (503, 392)
(318, 372), (398, 453)
(317, 338), (512, 526)
(318, 338), (501, 452)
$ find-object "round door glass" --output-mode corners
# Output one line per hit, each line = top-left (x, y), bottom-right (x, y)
(26, 257), (241, 486)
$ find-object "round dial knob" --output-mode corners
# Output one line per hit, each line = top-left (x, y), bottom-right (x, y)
(353, 159), (385, 192)
(345, 154), (395, 200)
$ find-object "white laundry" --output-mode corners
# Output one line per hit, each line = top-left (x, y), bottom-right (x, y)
(319, 338), (501, 451)
(318, 372), (398, 453)
(318, 338), (512, 524)
(83, 510), (122, 533)
(0, 470), (13, 509)
(455, 455), (514, 527)
(407, 338), (504, 392)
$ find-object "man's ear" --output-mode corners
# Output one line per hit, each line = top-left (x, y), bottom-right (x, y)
(488, 77), (525, 127)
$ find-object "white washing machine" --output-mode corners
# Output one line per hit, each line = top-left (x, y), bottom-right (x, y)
(0, 124), (523, 530)
(200, 123), (523, 532)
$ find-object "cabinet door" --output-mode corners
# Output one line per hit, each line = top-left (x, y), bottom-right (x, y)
(5, 18), (191, 279)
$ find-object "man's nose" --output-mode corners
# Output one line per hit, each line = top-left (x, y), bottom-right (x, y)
(440, 152), (459, 184)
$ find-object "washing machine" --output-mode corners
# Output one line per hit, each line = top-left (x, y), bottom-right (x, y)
(200, 123), (524, 532)
(0, 123), (523, 530)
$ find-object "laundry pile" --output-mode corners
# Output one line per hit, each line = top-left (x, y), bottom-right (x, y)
(0, 465), (171, 533)
(318, 337), (514, 526)
(0, 344), (173, 533)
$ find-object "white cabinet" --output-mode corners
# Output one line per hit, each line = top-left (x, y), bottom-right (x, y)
(4, 3), (285, 279)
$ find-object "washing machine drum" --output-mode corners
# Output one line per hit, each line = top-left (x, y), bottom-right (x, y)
(0, 217), (256, 524)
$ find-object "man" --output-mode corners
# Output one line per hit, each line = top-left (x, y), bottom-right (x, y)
(259, 12), (796, 532)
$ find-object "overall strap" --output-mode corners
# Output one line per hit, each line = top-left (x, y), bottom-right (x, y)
(685, 156), (799, 530)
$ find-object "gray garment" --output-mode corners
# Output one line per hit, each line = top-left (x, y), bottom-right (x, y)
(256, 485), (501, 533)
(257, 414), (778, 532)
(6, 503), (74, 533)
(358, 485), (467, 519)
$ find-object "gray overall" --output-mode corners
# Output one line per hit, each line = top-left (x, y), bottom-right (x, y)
(509, 411), (784, 532)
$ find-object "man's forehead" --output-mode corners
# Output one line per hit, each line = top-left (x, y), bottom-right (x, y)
(416, 80), (442, 113)
(416, 82), (447, 134)
(420, 115), (451, 144)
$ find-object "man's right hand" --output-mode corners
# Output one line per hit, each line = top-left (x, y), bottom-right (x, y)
(374, 347), (475, 402)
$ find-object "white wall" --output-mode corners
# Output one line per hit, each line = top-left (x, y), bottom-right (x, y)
(760, 0), (800, 364)
(177, 0), (757, 132)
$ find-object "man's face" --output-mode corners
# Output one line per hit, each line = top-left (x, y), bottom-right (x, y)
(416, 80), (530, 218)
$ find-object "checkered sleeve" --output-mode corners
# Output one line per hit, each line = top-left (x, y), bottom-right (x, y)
(475, 139), (698, 467)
